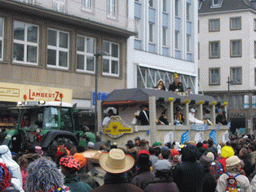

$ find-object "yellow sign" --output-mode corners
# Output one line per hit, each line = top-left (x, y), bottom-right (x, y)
(0, 82), (72, 103)
(103, 122), (133, 136)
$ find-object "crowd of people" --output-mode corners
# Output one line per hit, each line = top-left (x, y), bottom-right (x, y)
(3, 134), (256, 191)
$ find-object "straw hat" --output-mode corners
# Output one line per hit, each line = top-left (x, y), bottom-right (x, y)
(99, 149), (135, 174)
(226, 156), (241, 167)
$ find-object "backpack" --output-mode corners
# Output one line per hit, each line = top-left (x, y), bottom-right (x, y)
(225, 173), (241, 192)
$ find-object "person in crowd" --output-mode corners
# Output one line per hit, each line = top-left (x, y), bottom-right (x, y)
(144, 164), (179, 192)
(216, 109), (228, 125)
(0, 145), (24, 192)
(131, 150), (155, 190)
(172, 145), (205, 192)
(25, 157), (70, 192)
(135, 105), (150, 125)
(154, 150), (172, 172)
(196, 142), (206, 159)
(155, 79), (166, 91)
(239, 148), (254, 177)
(168, 75), (184, 92)
(217, 156), (251, 192)
(59, 156), (92, 192)
(139, 139), (149, 151)
(199, 155), (217, 192)
(102, 109), (114, 127)
(134, 137), (141, 148)
(249, 144), (256, 166)
(186, 87), (192, 94)
(149, 147), (159, 171)
(0, 162), (14, 192)
(205, 138), (218, 160)
(91, 148), (144, 192)
(188, 108), (204, 125)
(174, 106), (184, 125)
(170, 148), (180, 167)
(158, 110), (169, 125)
(126, 140), (138, 160)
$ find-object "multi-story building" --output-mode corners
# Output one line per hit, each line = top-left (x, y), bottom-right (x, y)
(0, 0), (136, 108)
(127, 0), (198, 93)
(198, 0), (256, 133)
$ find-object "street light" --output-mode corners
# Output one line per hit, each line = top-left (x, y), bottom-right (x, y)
(94, 50), (110, 135)
(227, 76), (233, 125)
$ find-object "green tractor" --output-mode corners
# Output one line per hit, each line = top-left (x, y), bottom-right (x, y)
(0, 101), (96, 152)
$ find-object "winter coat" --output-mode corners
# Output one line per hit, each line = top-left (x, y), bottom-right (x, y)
(135, 110), (149, 125)
(64, 174), (92, 192)
(240, 155), (254, 177)
(144, 178), (179, 192)
(131, 171), (155, 189)
(197, 147), (205, 159)
(201, 166), (216, 192)
(217, 172), (251, 192)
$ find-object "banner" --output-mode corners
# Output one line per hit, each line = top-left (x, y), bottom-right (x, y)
(195, 132), (204, 143)
(181, 131), (190, 144)
(164, 131), (174, 145)
(209, 130), (217, 145)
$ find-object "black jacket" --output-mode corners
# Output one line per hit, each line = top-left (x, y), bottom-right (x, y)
(168, 82), (184, 92)
(202, 167), (216, 192)
(136, 110), (149, 125)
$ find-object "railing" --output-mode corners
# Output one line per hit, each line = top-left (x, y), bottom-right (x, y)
(12, 0), (137, 33)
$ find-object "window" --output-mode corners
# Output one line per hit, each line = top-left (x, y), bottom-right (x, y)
(175, 0), (179, 17)
(135, 18), (140, 39)
(53, 0), (65, 13)
(234, 95), (240, 109)
(230, 40), (242, 57)
(209, 68), (220, 85)
(187, 34), (191, 52)
(163, 27), (167, 46)
(186, 2), (190, 21)
(175, 31), (179, 49)
(82, 0), (92, 11)
(198, 20), (200, 33)
(254, 41), (256, 58)
(209, 41), (220, 58)
(149, 23), (154, 42)
(76, 36), (96, 72)
(163, 0), (166, 12)
(149, 0), (153, 7)
(230, 17), (241, 30)
(0, 18), (3, 61)
(107, 0), (117, 17)
(13, 21), (39, 64)
(213, 0), (220, 5)
(198, 42), (200, 59)
(103, 41), (119, 75)
(231, 67), (242, 84)
(209, 19), (220, 32)
(254, 19), (256, 31)
(47, 29), (69, 69)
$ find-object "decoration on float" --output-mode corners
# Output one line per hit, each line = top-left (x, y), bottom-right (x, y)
(222, 130), (230, 143)
(209, 130), (217, 145)
(164, 131), (174, 145)
(103, 116), (133, 138)
(191, 124), (208, 131)
(181, 131), (189, 144)
(195, 132), (204, 143)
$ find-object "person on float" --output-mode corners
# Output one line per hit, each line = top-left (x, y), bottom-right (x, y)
(168, 75), (184, 92)
(155, 79), (166, 91)
(188, 108), (204, 125)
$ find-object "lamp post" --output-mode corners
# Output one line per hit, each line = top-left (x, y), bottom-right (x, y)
(227, 76), (233, 125)
(94, 51), (109, 134)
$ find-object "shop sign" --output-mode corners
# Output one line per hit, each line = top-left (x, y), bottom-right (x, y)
(0, 88), (20, 97)
(244, 95), (249, 109)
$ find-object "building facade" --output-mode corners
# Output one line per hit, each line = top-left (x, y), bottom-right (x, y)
(0, 0), (136, 108)
(198, 0), (256, 133)
(127, 0), (198, 93)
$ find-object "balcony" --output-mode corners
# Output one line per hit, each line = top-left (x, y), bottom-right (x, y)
(10, 0), (137, 35)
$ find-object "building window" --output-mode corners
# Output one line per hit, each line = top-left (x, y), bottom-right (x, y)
(135, 18), (140, 39)
(254, 19), (256, 31)
(213, 0), (220, 5)
(186, 2), (190, 21)
(13, 21), (39, 64)
(47, 29), (69, 69)
(82, 0), (92, 11)
(149, 0), (153, 7)
(163, 27), (167, 46)
(209, 68), (220, 85)
(163, 0), (167, 12)
(187, 34), (191, 52)
(175, 30), (179, 49)
(175, 0), (179, 17)
(254, 41), (256, 58)
(209, 41), (220, 58)
(198, 42), (200, 59)
(107, 0), (117, 17)
(0, 18), (3, 61)
(234, 95), (240, 109)
(149, 23), (154, 42)
(76, 35), (96, 72)
(231, 67), (242, 84)
(198, 20), (200, 33)
(230, 40), (242, 57)
(209, 19), (220, 32)
(230, 17), (241, 30)
(103, 41), (119, 76)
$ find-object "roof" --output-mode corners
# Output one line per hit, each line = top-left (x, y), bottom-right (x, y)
(102, 88), (217, 106)
(199, 0), (256, 14)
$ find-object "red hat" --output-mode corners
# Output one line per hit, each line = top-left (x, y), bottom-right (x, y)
(202, 143), (208, 149)
(138, 150), (150, 157)
(59, 156), (81, 172)
(171, 148), (180, 157)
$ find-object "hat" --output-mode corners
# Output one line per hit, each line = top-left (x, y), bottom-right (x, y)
(125, 140), (135, 148)
(134, 137), (140, 141)
(174, 75), (179, 79)
(153, 142), (161, 147)
(226, 156), (241, 167)
(73, 153), (87, 168)
(220, 146), (235, 158)
(154, 160), (172, 171)
(138, 150), (150, 157)
(202, 143), (208, 149)
(190, 108), (196, 113)
(199, 155), (212, 167)
(136, 150), (152, 167)
(0, 163), (11, 191)
(87, 142), (94, 148)
(171, 148), (180, 157)
(59, 156), (81, 172)
(187, 87), (191, 89)
(206, 152), (214, 162)
(173, 155), (179, 162)
(99, 149), (135, 174)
